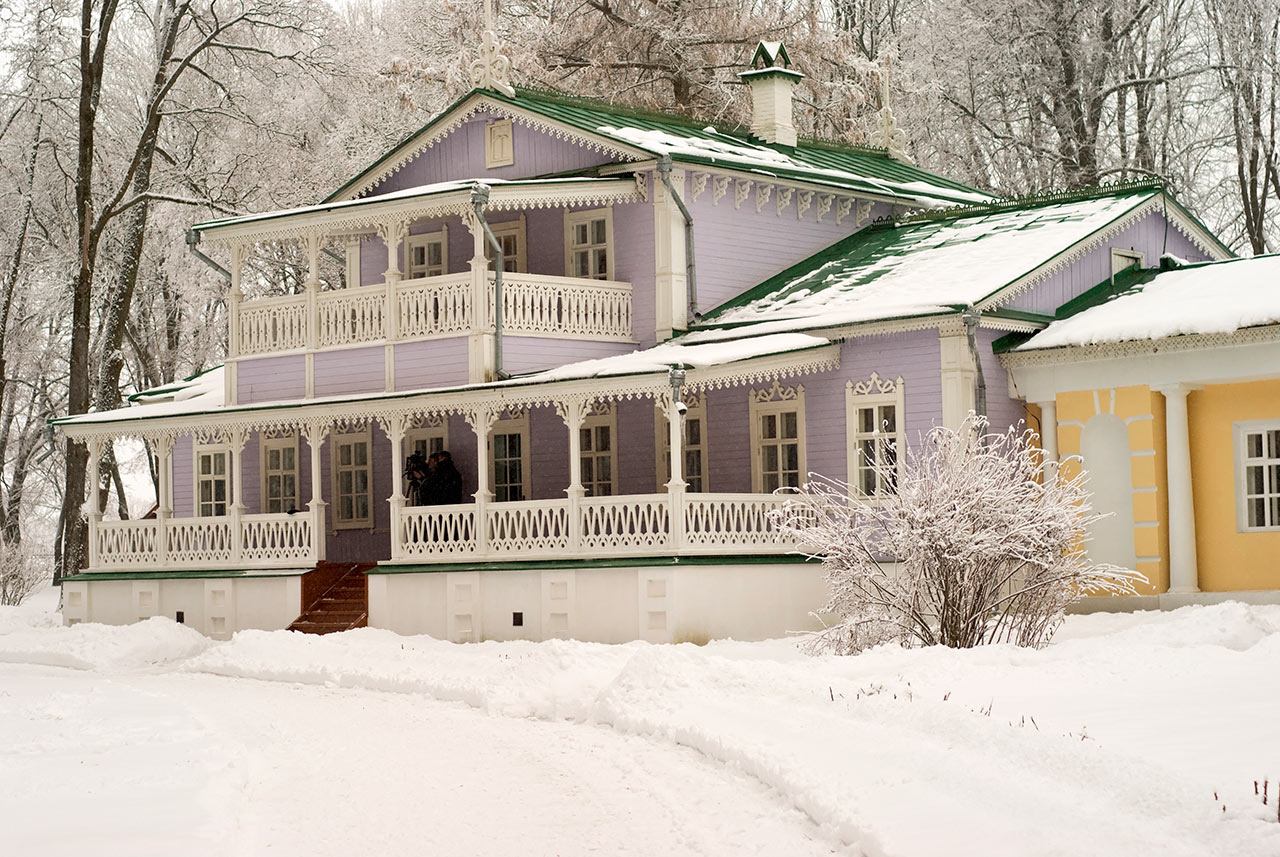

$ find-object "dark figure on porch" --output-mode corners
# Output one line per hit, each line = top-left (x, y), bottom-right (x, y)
(404, 451), (430, 506)
(435, 450), (463, 504)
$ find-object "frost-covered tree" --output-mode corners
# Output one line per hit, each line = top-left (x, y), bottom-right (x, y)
(772, 417), (1145, 654)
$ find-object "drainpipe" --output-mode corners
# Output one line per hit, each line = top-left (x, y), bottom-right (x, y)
(656, 155), (699, 324)
(185, 229), (230, 280)
(961, 305), (987, 424)
(469, 183), (509, 380)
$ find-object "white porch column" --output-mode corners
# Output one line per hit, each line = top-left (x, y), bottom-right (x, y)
(939, 324), (977, 431)
(464, 211), (495, 383)
(86, 438), (103, 571)
(385, 414), (408, 562)
(226, 244), (247, 406)
(376, 219), (406, 346)
(155, 435), (173, 566)
(467, 406), (496, 556)
(229, 430), (248, 564)
(1036, 399), (1059, 485)
(1158, 384), (1200, 593)
(304, 420), (329, 562)
(558, 397), (588, 553)
(664, 369), (688, 552)
(303, 232), (322, 350)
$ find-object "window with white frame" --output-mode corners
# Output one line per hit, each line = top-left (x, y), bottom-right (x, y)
(1111, 248), (1144, 278)
(406, 228), (448, 278)
(491, 412), (530, 502)
(580, 405), (616, 497)
(406, 422), (448, 461)
(196, 447), (230, 517)
(846, 374), (906, 498)
(749, 382), (806, 493)
(565, 208), (612, 280)
(261, 436), (299, 514)
(485, 217), (527, 273)
(332, 429), (372, 527)
(656, 394), (708, 492)
(1238, 421), (1280, 531)
(485, 119), (514, 168)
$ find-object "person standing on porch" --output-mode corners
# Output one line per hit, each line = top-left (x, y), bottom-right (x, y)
(436, 451), (463, 504)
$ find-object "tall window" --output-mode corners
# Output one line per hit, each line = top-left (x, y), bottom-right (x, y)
(491, 412), (529, 502)
(196, 447), (229, 517)
(846, 375), (906, 499)
(261, 436), (298, 514)
(1239, 422), (1280, 531)
(485, 218), (526, 273)
(581, 406), (616, 497)
(565, 208), (612, 280)
(407, 228), (447, 278)
(749, 383), (806, 493)
(656, 395), (708, 492)
(332, 430), (372, 527)
(406, 424), (448, 460)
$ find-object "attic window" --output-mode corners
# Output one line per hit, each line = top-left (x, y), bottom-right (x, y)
(1111, 248), (1144, 279)
(485, 119), (514, 169)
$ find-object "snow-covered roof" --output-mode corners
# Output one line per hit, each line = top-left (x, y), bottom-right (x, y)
(54, 333), (832, 428)
(697, 186), (1180, 335)
(1016, 255), (1280, 350)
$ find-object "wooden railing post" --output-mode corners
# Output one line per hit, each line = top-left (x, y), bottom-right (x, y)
(303, 420), (329, 563)
(229, 430), (248, 564)
(466, 406), (495, 558)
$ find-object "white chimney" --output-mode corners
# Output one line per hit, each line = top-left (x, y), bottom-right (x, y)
(738, 41), (803, 147)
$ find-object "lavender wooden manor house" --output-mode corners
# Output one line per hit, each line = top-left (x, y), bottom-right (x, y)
(55, 40), (1231, 641)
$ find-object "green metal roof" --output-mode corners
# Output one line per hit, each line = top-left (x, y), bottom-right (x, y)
(325, 86), (988, 207)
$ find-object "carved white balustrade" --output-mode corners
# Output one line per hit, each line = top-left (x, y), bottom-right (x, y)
(491, 272), (633, 341)
(238, 293), (308, 355)
(683, 494), (797, 554)
(578, 494), (671, 553)
(486, 498), (571, 555)
(315, 285), (388, 348)
(399, 505), (479, 559)
(397, 273), (472, 339)
(91, 510), (321, 572)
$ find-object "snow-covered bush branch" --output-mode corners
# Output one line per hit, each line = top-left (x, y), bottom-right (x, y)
(773, 415), (1145, 654)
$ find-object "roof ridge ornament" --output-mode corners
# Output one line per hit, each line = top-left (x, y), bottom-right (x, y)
(469, 0), (514, 97)
(869, 60), (912, 164)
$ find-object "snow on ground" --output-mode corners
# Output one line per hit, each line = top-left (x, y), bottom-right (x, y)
(3, 590), (1279, 857)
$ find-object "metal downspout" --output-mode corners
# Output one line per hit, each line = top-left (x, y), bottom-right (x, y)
(962, 305), (987, 424)
(656, 155), (699, 324)
(470, 184), (509, 380)
(185, 229), (230, 280)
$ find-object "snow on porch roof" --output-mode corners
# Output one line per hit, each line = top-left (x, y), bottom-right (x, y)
(52, 333), (834, 430)
(695, 184), (1190, 335)
(1015, 254), (1280, 351)
(190, 177), (636, 239)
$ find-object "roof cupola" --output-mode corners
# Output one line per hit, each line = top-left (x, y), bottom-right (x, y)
(737, 41), (804, 147)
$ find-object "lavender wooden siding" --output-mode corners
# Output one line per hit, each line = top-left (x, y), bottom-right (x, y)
(611, 196), (655, 347)
(236, 355), (305, 404)
(324, 423), (392, 563)
(172, 435), (193, 517)
(1006, 212), (1213, 314)
(313, 346), (385, 397)
(705, 386), (750, 493)
(501, 337), (635, 376)
(529, 406), (567, 500)
(839, 332), (944, 450)
(359, 235), (387, 286)
(688, 192), (884, 317)
(616, 397), (657, 495)
(978, 328), (1025, 436)
(395, 339), (469, 391)
(241, 433), (261, 515)
(368, 114), (616, 197)
(445, 414), (479, 501)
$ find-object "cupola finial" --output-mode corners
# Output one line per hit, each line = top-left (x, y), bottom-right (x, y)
(470, 0), (514, 97)
(869, 59), (912, 163)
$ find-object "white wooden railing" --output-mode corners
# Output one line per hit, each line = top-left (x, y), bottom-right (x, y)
(392, 493), (799, 564)
(90, 509), (322, 572)
(232, 272), (633, 357)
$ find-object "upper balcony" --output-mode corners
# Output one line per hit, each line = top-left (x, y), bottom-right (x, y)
(193, 177), (648, 372)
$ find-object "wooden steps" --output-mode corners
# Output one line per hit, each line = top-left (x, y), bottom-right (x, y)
(288, 562), (372, 634)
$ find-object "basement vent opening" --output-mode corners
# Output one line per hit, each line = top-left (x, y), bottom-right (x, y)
(176, 611), (185, 624)
(512, 612), (523, 627)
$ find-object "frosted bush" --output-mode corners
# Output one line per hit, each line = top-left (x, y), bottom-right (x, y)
(0, 543), (45, 607)
(773, 415), (1145, 654)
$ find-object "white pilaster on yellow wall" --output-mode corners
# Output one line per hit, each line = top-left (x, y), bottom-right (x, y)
(939, 327), (977, 430)
(652, 169), (687, 341)
(1037, 399), (1059, 484)
(1158, 384), (1200, 593)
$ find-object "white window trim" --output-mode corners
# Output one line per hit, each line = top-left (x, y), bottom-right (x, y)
(749, 382), (806, 494)
(1234, 419), (1280, 532)
(564, 207), (614, 281)
(194, 444), (231, 518)
(405, 226), (449, 279)
(485, 118), (515, 168)
(845, 375), (906, 501)
(581, 404), (618, 497)
(1111, 248), (1145, 279)
(260, 434), (300, 515)
(487, 216), (527, 273)
(405, 423), (450, 460)
(330, 427), (374, 530)
(654, 394), (709, 492)
(343, 237), (361, 289)
(489, 411), (531, 502)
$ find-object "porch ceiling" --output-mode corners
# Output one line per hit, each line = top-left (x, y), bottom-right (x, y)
(53, 332), (839, 441)
(191, 177), (644, 245)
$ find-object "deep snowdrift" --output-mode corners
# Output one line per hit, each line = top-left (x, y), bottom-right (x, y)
(3, 592), (1278, 857)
